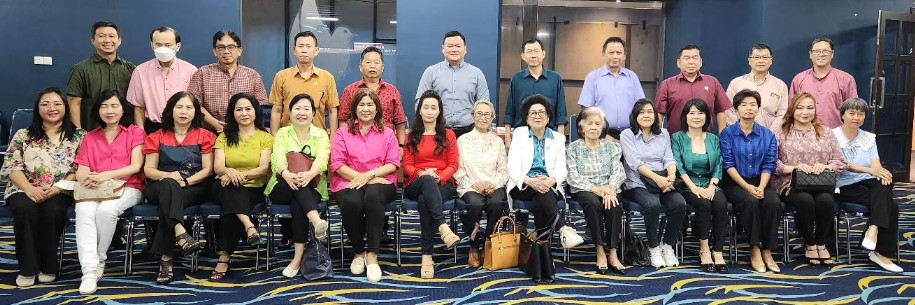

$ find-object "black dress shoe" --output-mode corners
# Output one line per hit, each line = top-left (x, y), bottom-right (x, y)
(596, 266), (609, 275)
(700, 263), (715, 273)
(715, 263), (729, 273)
(609, 265), (626, 275)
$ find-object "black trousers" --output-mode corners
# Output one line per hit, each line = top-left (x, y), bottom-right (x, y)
(269, 179), (321, 244)
(8, 193), (72, 276)
(722, 176), (781, 250)
(509, 186), (565, 231)
(783, 189), (835, 246)
(143, 119), (162, 135)
(215, 184), (265, 254)
(461, 188), (508, 249)
(622, 187), (687, 248)
(572, 191), (623, 250)
(337, 184), (396, 253)
(835, 179), (899, 257)
(405, 176), (457, 255)
(145, 178), (211, 256)
(450, 125), (475, 138)
(682, 189), (728, 252)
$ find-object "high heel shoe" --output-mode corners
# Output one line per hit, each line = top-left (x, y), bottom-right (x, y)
(156, 259), (174, 284)
(805, 246), (821, 266)
(245, 226), (262, 245)
(699, 251), (715, 273)
(816, 245), (835, 266)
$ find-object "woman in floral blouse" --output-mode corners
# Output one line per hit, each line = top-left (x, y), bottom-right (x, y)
(1, 87), (85, 287)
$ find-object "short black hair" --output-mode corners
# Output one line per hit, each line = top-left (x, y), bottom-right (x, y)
(679, 99), (711, 132)
(443, 30), (466, 44)
(361, 46), (384, 62)
(92, 89), (134, 129)
(161, 91), (204, 132)
(293, 31), (319, 46)
(749, 43), (772, 57)
(732, 89), (761, 109)
(289, 93), (317, 115)
(213, 30), (241, 48)
(679, 44), (701, 56)
(811, 37), (834, 50)
(91, 21), (120, 38)
(150, 27), (181, 44)
(519, 94), (554, 127)
(522, 38), (544, 51)
(603, 37), (626, 53)
(628, 98), (661, 135)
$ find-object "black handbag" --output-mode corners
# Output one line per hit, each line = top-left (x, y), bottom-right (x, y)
(518, 216), (558, 284)
(790, 169), (836, 193)
(301, 224), (334, 280)
(622, 227), (650, 266)
(640, 170), (669, 194)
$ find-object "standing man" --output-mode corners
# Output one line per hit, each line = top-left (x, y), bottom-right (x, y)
(67, 21), (136, 130)
(504, 38), (567, 147)
(789, 37), (858, 128)
(578, 36), (645, 140)
(127, 27), (198, 135)
(269, 31), (340, 135)
(339, 46), (407, 145)
(187, 30), (269, 133)
(656, 44), (732, 134)
(417, 30), (490, 138)
(725, 44), (788, 128)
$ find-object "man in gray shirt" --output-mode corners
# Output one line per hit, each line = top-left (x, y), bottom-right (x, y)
(416, 30), (490, 137)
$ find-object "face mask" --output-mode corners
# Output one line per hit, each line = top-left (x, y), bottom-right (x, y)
(154, 47), (176, 63)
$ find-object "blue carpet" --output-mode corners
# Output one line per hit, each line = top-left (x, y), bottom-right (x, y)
(2, 185), (915, 304)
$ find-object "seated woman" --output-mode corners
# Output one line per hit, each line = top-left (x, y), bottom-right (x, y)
(404, 90), (462, 278)
(772, 92), (847, 266)
(833, 98), (902, 273)
(209, 93), (274, 281)
(671, 99), (728, 273)
(332, 89), (399, 282)
(73, 90), (145, 294)
(267, 93), (330, 279)
(143, 91), (215, 284)
(2, 87), (85, 287)
(566, 107), (626, 275)
(454, 100), (508, 268)
(720, 89), (782, 273)
(620, 98), (687, 268)
(507, 94), (583, 250)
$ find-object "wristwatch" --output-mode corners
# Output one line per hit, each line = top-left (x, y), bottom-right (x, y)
(370, 170), (377, 178)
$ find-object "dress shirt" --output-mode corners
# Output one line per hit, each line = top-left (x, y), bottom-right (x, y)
(67, 53), (136, 130)
(126, 58), (198, 123)
(75, 125), (146, 191)
(338, 79), (407, 128)
(578, 66), (646, 129)
(655, 73), (732, 133)
(619, 128), (676, 190)
(329, 124), (401, 192)
(504, 68), (567, 128)
(187, 63), (269, 122)
(416, 61), (490, 128)
(267, 125), (329, 199)
(269, 66), (340, 129)
(724, 72), (789, 128)
(720, 122), (778, 179)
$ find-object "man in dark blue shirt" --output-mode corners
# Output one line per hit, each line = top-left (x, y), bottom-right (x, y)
(503, 38), (567, 148)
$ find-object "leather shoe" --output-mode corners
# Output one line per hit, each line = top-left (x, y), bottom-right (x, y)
(715, 263), (729, 273)
(609, 265), (626, 275)
(869, 251), (903, 273)
(467, 250), (481, 268)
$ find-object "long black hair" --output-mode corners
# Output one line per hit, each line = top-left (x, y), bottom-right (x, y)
(407, 90), (448, 156)
(27, 87), (78, 142)
(628, 98), (661, 135)
(224, 92), (267, 146)
(160, 91), (204, 133)
(91, 89), (135, 129)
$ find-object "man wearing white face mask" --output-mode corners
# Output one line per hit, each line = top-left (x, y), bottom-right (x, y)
(127, 27), (198, 134)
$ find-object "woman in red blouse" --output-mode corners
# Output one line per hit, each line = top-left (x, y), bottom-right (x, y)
(403, 90), (461, 279)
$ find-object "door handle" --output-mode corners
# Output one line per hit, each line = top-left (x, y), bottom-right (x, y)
(877, 76), (887, 109)
(869, 76), (876, 108)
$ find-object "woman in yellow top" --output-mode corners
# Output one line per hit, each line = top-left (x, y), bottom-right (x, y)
(266, 93), (331, 278)
(209, 93), (274, 281)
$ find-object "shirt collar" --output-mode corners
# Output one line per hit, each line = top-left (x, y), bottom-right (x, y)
(675, 72), (704, 82)
(599, 66), (629, 77)
(443, 60), (466, 69)
(521, 68), (549, 79)
(294, 66), (324, 79)
(91, 53), (124, 64)
(90, 124), (129, 135)
(528, 128), (554, 140)
(356, 79), (389, 90)
(809, 67), (833, 80)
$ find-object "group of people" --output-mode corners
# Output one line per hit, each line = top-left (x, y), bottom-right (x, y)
(0, 20), (904, 295)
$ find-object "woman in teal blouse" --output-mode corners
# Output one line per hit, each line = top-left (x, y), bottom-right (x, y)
(671, 99), (728, 273)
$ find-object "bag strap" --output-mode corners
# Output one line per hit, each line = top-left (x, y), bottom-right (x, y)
(492, 216), (516, 233)
(534, 214), (561, 241)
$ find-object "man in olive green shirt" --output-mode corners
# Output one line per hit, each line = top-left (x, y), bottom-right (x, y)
(67, 21), (136, 130)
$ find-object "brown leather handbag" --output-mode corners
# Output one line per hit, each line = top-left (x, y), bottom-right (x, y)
(284, 145), (319, 188)
(483, 216), (521, 270)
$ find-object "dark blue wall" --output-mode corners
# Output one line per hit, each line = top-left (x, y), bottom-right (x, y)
(0, 0), (240, 141)
(395, 0), (502, 121)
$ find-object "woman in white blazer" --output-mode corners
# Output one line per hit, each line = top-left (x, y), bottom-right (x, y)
(507, 94), (583, 249)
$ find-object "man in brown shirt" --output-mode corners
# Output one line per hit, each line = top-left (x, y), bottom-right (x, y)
(67, 21), (136, 130)
(269, 31), (340, 135)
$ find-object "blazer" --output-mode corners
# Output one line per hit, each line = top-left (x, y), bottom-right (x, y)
(506, 126), (567, 210)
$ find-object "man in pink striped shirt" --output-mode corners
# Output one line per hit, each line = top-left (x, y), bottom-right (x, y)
(127, 27), (198, 134)
(789, 37), (858, 128)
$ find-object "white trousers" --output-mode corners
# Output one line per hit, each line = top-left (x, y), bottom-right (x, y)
(74, 187), (142, 276)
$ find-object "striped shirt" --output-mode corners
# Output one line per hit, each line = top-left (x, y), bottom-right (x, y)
(720, 122), (778, 179)
(187, 63), (269, 122)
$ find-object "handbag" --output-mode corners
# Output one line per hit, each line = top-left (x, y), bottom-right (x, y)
(159, 144), (203, 178)
(790, 169), (836, 193)
(301, 223), (334, 280)
(640, 170), (669, 194)
(483, 216), (521, 270)
(74, 180), (126, 203)
(518, 215), (558, 284)
(285, 144), (319, 188)
(622, 227), (650, 267)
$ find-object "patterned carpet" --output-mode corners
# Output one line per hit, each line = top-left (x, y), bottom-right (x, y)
(2, 185), (914, 304)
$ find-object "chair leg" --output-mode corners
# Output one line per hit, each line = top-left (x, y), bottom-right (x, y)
(123, 219), (135, 275)
(451, 208), (458, 264)
(57, 220), (69, 277)
(782, 216), (790, 263)
(842, 214), (851, 264)
(396, 208), (402, 267)
(833, 214), (841, 264)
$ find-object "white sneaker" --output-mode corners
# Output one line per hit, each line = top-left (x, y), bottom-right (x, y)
(313, 219), (329, 243)
(37, 272), (56, 283)
(648, 247), (666, 268)
(350, 256), (366, 275)
(16, 275), (35, 287)
(869, 251), (903, 273)
(660, 243), (679, 267)
(366, 263), (382, 282)
(79, 275), (98, 295)
(559, 226), (584, 249)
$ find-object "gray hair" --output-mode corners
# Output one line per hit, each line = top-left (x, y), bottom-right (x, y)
(577, 107), (608, 139)
(840, 98), (869, 119)
(472, 100), (495, 113)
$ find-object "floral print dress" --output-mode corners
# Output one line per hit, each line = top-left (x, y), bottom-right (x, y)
(0, 129), (86, 200)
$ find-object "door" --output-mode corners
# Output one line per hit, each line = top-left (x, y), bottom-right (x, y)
(873, 10), (915, 181)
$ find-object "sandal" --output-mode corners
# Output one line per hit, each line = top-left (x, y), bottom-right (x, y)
(176, 232), (203, 256)
(805, 246), (821, 266)
(816, 245), (835, 266)
(209, 259), (230, 282)
(420, 261), (435, 279)
(156, 259), (174, 284)
(438, 225), (462, 249)
(245, 226), (262, 245)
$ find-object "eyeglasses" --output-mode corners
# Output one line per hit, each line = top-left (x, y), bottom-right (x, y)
(473, 111), (492, 118)
(215, 45), (239, 52)
(810, 50), (832, 55)
(528, 110), (547, 118)
(749, 56), (772, 60)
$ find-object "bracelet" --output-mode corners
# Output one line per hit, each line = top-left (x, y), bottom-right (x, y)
(182, 177), (189, 186)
